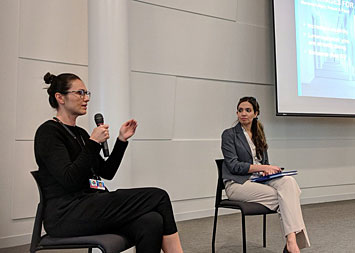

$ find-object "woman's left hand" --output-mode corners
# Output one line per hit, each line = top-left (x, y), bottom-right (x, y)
(118, 119), (137, 142)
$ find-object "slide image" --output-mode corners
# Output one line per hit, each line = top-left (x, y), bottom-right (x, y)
(296, 0), (355, 99)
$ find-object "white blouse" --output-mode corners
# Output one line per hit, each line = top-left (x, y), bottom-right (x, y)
(241, 126), (262, 165)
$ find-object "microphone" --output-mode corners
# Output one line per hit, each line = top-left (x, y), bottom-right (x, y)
(94, 113), (110, 157)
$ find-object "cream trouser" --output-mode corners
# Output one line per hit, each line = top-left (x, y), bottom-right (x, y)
(225, 176), (310, 249)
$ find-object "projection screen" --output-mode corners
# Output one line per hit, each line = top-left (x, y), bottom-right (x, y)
(273, 0), (355, 117)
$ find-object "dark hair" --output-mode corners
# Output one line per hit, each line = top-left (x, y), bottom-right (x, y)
(44, 72), (81, 108)
(237, 96), (268, 159)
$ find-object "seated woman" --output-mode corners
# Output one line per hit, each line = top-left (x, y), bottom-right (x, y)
(221, 96), (310, 253)
(34, 72), (183, 253)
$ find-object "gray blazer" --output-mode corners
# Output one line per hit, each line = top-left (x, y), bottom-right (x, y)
(221, 122), (269, 184)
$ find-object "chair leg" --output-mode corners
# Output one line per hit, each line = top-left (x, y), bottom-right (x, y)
(212, 208), (219, 253)
(241, 213), (246, 253)
(263, 214), (267, 247)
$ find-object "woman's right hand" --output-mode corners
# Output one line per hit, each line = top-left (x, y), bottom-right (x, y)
(262, 165), (281, 176)
(90, 124), (109, 143)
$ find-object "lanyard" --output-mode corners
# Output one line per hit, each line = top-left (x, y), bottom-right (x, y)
(53, 117), (100, 180)
(53, 117), (85, 148)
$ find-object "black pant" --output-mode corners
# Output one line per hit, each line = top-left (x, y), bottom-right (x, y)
(45, 187), (178, 252)
(118, 211), (163, 252)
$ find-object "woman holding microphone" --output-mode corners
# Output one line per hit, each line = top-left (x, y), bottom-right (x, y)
(34, 72), (183, 253)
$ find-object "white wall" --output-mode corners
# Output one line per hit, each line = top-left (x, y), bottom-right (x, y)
(128, 0), (355, 216)
(1, 0), (355, 248)
(0, 0), (89, 248)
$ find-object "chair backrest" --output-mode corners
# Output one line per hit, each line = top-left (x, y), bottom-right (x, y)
(29, 171), (134, 253)
(30, 171), (45, 253)
(214, 159), (225, 207)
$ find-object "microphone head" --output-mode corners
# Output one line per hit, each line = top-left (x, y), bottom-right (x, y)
(94, 113), (104, 125)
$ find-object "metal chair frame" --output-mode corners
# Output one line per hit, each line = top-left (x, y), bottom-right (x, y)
(212, 159), (277, 253)
(30, 171), (133, 253)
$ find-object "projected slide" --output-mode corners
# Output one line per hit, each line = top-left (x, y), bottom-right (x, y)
(296, 0), (355, 99)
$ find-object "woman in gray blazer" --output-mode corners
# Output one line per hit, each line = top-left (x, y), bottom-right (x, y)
(221, 97), (310, 253)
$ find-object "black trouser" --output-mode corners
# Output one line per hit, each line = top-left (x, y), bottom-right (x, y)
(45, 187), (178, 252)
(118, 211), (163, 252)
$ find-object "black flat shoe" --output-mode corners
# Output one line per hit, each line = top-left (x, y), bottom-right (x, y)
(283, 244), (289, 253)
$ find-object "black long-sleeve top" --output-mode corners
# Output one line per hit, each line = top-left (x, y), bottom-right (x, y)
(34, 120), (128, 201)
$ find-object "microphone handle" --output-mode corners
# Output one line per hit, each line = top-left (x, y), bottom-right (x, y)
(102, 141), (109, 157)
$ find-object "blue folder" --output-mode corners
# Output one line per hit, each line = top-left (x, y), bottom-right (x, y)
(250, 170), (298, 183)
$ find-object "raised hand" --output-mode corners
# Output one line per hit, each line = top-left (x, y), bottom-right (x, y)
(118, 119), (137, 142)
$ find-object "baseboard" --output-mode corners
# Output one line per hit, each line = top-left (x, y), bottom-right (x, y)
(300, 192), (355, 205)
(0, 233), (31, 249)
(175, 192), (355, 221)
(175, 207), (238, 222)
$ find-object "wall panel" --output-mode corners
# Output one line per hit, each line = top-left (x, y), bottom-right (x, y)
(129, 1), (274, 84)
(264, 116), (355, 141)
(15, 59), (89, 140)
(135, 0), (237, 20)
(130, 140), (222, 200)
(0, 0), (38, 247)
(268, 139), (355, 188)
(236, 0), (272, 27)
(11, 141), (38, 219)
(131, 72), (176, 139)
(19, 0), (88, 65)
(301, 185), (355, 204)
(173, 78), (274, 139)
(173, 78), (227, 139)
(130, 138), (355, 203)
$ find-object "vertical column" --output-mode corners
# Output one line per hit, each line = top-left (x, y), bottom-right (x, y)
(88, 0), (131, 186)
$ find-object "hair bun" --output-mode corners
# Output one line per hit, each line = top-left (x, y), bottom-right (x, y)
(44, 72), (56, 84)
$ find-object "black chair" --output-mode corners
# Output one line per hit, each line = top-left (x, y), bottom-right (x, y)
(30, 171), (133, 253)
(212, 159), (277, 253)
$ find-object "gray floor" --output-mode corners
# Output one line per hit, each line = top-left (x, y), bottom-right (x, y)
(1, 200), (355, 253)
(178, 200), (355, 253)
